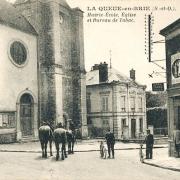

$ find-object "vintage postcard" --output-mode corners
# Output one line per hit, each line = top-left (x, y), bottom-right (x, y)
(0, 0), (180, 179)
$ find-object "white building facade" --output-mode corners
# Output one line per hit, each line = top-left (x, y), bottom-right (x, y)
(0, 0), (38, 142)
(86, 63), (147, 140)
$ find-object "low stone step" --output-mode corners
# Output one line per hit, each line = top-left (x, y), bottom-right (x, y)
(20, 136), (39, 143)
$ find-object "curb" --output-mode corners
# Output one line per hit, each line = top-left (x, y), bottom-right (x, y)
(0, 146), (167, 153)
(143, 161), (180, 172)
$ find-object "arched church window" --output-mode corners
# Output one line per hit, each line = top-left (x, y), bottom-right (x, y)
(10, 41), (27, 66)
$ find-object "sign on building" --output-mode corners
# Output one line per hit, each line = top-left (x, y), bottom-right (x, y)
(152, 83), (164, 91)
(171, 52), (180, 84)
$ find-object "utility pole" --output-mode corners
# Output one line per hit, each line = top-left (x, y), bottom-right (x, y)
(110, 50), (112, 69)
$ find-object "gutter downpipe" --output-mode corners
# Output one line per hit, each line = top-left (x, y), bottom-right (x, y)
(127, 83), (130, 140)
(112, 82), (115, 134)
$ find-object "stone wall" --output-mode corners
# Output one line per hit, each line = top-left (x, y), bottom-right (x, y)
(15, 0), (87, 135)
(14, 1), (56, 124)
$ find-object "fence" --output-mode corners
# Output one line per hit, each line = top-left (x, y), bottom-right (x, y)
(154, 127), (168, 137)
(87, 126), (109, 138)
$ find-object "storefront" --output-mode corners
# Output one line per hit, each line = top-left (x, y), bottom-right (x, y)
(160, 18), (180, 157)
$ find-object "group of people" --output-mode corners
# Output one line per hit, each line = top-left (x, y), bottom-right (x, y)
(103, 128), (154, 160)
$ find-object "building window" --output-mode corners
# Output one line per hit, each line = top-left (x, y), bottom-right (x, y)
(121, 118), (126, 129)
(138, 97), (143, 112)
(130, 97), (135, 111)
(101, 96), (108, 112)
(120, 96), (126, 112)
(103, 119), (109, 125)
(0, 112), (15, 128)
(139, 118), (143, 132)
(10, 41), (27, 66)
(87, 117), (92, 125)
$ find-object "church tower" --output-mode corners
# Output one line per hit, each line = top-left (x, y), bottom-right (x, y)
(14, 0), (88, 137)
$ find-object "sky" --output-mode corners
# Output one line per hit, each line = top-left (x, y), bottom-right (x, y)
(9, 0), (180, 90)
(67, 0), (179, 90)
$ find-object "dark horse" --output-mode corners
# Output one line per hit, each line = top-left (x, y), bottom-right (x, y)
(66, 129), (76, 154)
(54, 125), (67, 160)
(39, 123), (53, 158)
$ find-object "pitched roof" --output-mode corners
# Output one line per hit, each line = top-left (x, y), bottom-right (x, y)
(0, 0), (37, 35)
(15, 0), (71, 9)
(160, 18), (180, 36)
(86, 67), (145, 87)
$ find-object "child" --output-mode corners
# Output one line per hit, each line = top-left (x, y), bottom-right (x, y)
(100, 141), (107, 159)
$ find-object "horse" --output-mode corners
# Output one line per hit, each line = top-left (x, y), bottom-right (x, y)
(39, 123), (53, 158)
(66, 129), (76, 154)
(54, 127), (67, 160)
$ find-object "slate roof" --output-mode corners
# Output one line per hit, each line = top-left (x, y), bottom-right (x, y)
(86, 67), (144, 87)
(0, 0), (37, 35)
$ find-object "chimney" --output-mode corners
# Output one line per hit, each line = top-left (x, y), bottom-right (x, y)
(99, 62), (108, 82)
(130, 69), (135, 81)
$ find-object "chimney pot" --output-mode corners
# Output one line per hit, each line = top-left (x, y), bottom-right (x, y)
(130, 69), (136, 81)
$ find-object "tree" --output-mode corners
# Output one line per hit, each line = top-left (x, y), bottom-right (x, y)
(146, 91), (167, 108)
(146, 91), (168, 131)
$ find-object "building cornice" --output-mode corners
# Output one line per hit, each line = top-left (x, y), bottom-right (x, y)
(160, 18), (180, 37)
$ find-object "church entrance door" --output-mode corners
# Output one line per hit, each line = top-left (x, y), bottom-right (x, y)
(20, 94), (33, 136)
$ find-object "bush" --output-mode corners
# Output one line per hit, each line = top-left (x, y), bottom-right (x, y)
(147, 107), (167, 128)
(88, 127), (104, 138)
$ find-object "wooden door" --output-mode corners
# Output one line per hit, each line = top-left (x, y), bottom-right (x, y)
(20, 94), (33, 136)
(131, 119), (136, 138)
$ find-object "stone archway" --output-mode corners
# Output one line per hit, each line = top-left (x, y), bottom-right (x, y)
(16, 90), (38, 141)
(20, 93), (33, 136)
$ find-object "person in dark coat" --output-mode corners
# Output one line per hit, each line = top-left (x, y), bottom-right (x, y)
(174, 130), (180, 157)
(144, 129), (154, 159)
(105, 129), (115, 158)
(69, 121), (75, 132)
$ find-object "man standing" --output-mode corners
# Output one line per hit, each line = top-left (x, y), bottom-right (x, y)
(144, 129), (154, 159)
(105, 129), (115, 158)
(174, 130), (180, 157)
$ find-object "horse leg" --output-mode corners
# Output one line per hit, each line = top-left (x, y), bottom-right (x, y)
(61, 143), (65, 160)
(64, 143), (67, 158)
(68, 141), (71, 154)
(40, 142), (45, 158)
(55, 142), (59, 161)
(70, 142), (72, 154)
(72, 141), (74, 154)
(44, 142), (48, 158)
(49, 140), (53, 156)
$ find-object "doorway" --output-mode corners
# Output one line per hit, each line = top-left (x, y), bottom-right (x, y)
(20, 93), (33, 136)
(174, 106), (180, 130)
(131, 119), (136, 138)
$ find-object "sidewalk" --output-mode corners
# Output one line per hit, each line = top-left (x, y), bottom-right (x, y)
(143, 147), (180, 172)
